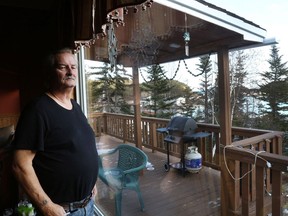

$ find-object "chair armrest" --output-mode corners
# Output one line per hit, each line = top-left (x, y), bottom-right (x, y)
(98, 148), (116, 157)
(100, 168), (125, 189)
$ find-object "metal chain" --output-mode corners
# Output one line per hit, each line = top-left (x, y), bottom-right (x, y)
(163, 60), (181, 80)
(139, 53), (211, 82)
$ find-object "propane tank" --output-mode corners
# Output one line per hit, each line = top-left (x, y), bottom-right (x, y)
(185, 145), (202, 173)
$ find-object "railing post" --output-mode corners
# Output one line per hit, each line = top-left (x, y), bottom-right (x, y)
(256, 166), (265, 216)
(103, 113), (108, 134)
(241, 163), (250, 216)
(271, 169), (282, 216)
(123, 118), (127, 143)
(96, 118), (101, 137)
(150, 121), (157, 153)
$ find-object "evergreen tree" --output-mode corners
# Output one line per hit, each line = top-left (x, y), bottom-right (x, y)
(141, 64), (178, 118)
(86, 63), (132, 114)
(177, 86), (200, 119)
(112, 72), (133, 114)
(258, 45), (288, 130)
(211, 51), (252, 126)
(212, 74), (220, 125)
(229, 51), (249, 127)
(197, 55), (213, 122)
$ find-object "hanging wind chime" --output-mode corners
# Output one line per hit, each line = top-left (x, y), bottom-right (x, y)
(183, 13), (190, 56)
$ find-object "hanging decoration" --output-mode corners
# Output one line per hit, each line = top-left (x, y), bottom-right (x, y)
(103, 1), (154, 71)
(140, 53), (212, 83)
(183, 13), (190, 56)
(106, 1), (154, 69)
(121, 8), (160, 67)
(74, 0), (154, 54)
(107, 21), (117, 70)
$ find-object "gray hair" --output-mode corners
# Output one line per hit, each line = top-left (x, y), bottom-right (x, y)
(43, 48), (77, 90)
(46, 48), (76, 70)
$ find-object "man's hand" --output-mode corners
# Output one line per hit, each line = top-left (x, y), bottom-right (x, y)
(39, 202), (67, 216)
(13, 150), (62, 215)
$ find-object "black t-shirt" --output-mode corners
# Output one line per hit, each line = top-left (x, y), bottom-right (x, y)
(13, 94), (98, 203)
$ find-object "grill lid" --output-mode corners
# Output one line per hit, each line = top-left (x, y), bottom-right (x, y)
(167, 116), (197, 134)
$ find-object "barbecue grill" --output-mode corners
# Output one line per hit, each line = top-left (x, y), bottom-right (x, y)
(157, 116), (210, 175)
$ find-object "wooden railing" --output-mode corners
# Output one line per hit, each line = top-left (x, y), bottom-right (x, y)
(224, 132), (286, 215)
(89, 113), (284, 169)
(88, 112), (288, 215)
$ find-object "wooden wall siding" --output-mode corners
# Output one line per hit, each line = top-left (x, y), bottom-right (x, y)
(0, 114), (19, 128)
(0, 115), (19, 212)
(0, 149), (18, 212)
(0, 90), (20, 115)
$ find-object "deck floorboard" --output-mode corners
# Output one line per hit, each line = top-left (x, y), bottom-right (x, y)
(94, 135), (221, 216)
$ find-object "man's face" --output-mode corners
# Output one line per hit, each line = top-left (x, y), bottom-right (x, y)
(53, 52), (78, 89)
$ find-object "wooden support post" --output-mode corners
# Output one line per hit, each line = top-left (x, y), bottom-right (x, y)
(132, 66), (142, 149)
(218, 48), (239, 215)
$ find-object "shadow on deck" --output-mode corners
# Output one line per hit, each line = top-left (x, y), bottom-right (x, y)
(94, 135), (221, 216)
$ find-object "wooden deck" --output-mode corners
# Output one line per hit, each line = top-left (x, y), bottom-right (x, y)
(94, 135), (221, 216)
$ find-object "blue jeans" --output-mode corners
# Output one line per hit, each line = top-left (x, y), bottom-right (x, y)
(67, 199), (95, 216)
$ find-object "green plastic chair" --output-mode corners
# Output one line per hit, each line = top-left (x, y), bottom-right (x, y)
(98, 144), (148, 216)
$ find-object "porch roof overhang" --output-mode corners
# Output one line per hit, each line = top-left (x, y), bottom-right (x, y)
(160, 0), (266, 42)
(85, 0), (275, 67)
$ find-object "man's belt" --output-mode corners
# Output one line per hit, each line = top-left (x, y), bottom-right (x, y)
(60, 193), (92, 213)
